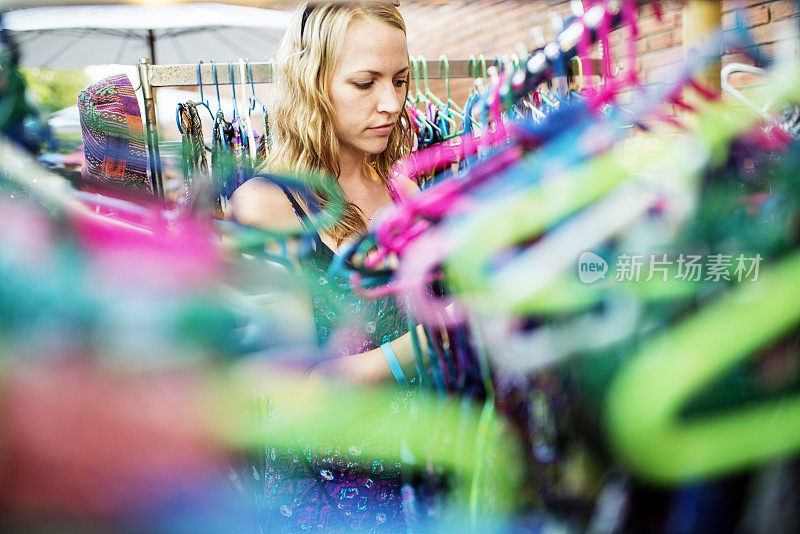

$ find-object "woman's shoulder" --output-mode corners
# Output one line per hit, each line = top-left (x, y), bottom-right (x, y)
(224, 177), (302, 231)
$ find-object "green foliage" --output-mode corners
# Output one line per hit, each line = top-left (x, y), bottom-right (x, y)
(20, 67), (89, 115)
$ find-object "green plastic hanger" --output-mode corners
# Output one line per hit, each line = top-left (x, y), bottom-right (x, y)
(408, 55), (426, 108)
(467, 54), (488, 98)
(445, 151), (636, 314)
(437, 55), (465, 117)
(606, 247), (800, 484)
(415, 54), (459, 134)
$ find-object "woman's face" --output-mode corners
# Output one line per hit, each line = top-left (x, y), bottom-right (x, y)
(328, 17), (409, 160)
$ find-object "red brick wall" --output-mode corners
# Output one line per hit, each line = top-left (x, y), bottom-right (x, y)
(722, 0), (800, 87)
(398, 0), (799, 108)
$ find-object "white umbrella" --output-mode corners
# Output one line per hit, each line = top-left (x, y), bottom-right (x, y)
(2, 2), (291, 67)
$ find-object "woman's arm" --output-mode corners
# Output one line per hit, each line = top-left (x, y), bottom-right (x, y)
(228, 178), (427, 388)
(310, 325), (427, 386)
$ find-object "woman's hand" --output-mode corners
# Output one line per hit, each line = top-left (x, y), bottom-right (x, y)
(307, 324), (428, 387)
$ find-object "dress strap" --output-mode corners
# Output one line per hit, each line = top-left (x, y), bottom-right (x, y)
(277, 185), (335, 259)
(277, 185), (312, 229)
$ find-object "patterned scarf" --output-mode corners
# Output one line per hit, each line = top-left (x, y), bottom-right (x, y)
(77, 74), (150, 194)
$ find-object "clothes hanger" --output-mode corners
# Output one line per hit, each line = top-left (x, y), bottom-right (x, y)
(194, 60), (215, 120)
(372, 99), (594, 267)
(416, 55), (442, 108)
(570, 56), (584, 94)
(176, 62), (215, 135)
(238, 58), (257, 160)
(408, 55), (426, 108)
(466, 55), (480, 99)
(210, 60), (223, 116)
(227, 60), (241, 124)
(246, 59), (270, 115)
(248, 59), (273, 155)
(605, 247), (800, 484)
(411, 59), (453, 148)
(371, 1), (659, 266)
(416, 55), (461, 134)
(721, 63), (774, 121)
(418, 134), (632, 313)
(445, 52), (800, 316)
(437, 55), (465, 120)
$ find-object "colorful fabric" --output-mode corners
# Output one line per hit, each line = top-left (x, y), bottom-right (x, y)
(78, 74), (150, 193)
(246, 185), (410, 532)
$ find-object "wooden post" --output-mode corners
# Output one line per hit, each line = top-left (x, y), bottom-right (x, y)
(683, 0), (723, 93)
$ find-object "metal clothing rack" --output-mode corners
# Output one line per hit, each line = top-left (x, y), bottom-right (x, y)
(136, 57), (594, 197)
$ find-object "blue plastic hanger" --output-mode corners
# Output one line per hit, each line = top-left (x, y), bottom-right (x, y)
(175, 60), (214, 137)
(246, 59), (269, 114)
(195, 60), (215, 120)
(228, 60), (240, 122)
(211, 60), (223, 114)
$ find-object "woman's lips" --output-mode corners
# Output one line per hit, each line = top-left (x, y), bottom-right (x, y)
(369, 124), (394, 136)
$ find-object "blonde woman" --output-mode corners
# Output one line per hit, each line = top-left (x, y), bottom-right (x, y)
(226, 2), (419, 530)
(228, 0), (419, 387)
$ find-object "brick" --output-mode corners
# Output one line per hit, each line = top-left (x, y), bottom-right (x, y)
(723, 0), (773, 14)
(723, 4), (771, 29)
(771, 1), (799, 20)
(646, 62), (684, 85)
(640, 45), (683, 71)
(748, 16), (799, 43)
(665, 27), (680, 48)
(649, 30), (674, 51)
(750, 4), (772, 25)
(638, 11), (678, 36)
(727, 71), (766, 88)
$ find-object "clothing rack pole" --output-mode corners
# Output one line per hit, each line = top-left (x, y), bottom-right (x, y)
(136, 58), (597, 197)
(137, 57), (164, 198)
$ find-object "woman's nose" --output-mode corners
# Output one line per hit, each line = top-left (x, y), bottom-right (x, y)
(376, 82), (402, 115)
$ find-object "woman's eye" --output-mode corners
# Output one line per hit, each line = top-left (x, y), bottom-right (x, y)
(393, 79), (408, 88)
(352, 81), (374, 89)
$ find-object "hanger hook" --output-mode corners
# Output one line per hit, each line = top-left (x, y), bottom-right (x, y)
(570, 56), (584, 92)
(247, 58), (269, 113)
(494, 54), (503, 74)
(478, 54), (488, 84)
(417, 55), (431, 95)
(228, 60), (239, 119)
(438, 55), (451, 104)
(467, 55), (478, 95)
(246, 58), (256, 112)
(197, 60), (208, 108)
(211, 60), (222, 112)
(410, 55), (422, 104)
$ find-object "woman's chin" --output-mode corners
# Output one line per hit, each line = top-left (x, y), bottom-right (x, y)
(363, 140), (390, 155)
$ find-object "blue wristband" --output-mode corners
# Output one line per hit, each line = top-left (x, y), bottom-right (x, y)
(380, 342), (409, 388)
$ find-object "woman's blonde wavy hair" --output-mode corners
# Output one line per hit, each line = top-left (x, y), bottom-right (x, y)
(266, 1), (412, 245)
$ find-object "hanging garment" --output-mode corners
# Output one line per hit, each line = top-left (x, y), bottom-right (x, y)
(211, 109), (236, 212)
(243, 185), (410, 532)
(279, 185), (409, 352)
(177, 101), (208, 204)
(77, 73), (150, 194)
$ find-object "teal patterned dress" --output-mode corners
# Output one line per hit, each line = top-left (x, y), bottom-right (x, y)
(254, 186), (410, 533)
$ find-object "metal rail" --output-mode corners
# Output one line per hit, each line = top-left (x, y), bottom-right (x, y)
(137, 57), (597, 197)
